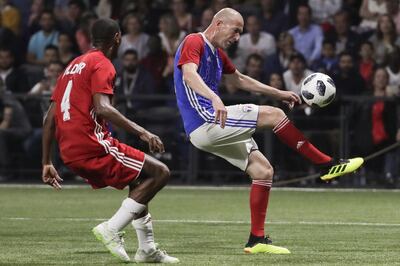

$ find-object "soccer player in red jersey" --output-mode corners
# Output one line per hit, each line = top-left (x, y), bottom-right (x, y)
(41, 18), (179, 263)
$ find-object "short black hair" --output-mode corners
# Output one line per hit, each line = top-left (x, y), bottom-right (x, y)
(246, 53), (264, 65)
(0, 46), (13, 55)
(40, 9), (55, 20)
(91, 18), (120, 47)
(338, 50), (353, 59)
(322, 39), (336, 47)
(289, 52), (306, 64)
(123, 49), (138, 58)
(68, 0), (86, 10)
(45, 44), (59, 52)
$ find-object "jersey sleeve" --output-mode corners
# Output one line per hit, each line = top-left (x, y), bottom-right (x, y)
(218, 49), (236, 74)
(177, 34), (204, 68)
(90, 61), (115, 95)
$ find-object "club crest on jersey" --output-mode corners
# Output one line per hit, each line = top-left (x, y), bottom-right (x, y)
(63, 62), (86, 77)
(241, 104), (253, 113)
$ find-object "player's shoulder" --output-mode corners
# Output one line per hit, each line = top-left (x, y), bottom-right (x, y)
(183, 33), (204, 46)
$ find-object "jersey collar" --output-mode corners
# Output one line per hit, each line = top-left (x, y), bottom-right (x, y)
(199, 32), (216, 54)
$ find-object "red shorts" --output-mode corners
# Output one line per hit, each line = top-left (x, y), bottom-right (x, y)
(66, 142), (146, 190)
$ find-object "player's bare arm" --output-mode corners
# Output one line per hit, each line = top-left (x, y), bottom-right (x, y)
(182, 62), (227, 128)
(225, 70), (301, 108)
(93, 93), (165, 153)
(42, 102), (63, 189)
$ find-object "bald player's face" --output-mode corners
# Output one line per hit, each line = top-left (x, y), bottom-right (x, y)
(216, 18), (243, 49)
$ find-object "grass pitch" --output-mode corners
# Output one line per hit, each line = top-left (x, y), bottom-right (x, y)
(0, 185), (399, 265)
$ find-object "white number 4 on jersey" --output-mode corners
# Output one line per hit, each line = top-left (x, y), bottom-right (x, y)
(61, 80), (73, 121)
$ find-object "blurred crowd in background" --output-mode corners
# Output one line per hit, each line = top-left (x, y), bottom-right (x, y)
(0, 0), (399, 187)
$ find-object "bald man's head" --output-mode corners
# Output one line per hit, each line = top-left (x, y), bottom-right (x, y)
(213, 8), (244, 24)
(205, 8), (244, 49)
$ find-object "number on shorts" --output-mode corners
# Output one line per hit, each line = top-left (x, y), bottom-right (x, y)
(61, 80), (73, 121)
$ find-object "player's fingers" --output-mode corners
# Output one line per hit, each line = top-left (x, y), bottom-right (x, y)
(52, 170), (63, 182)
(220, 110), (227, 128)
(158, 139), (165, 153)
(294, 93), (302, 103)
(52, 179), (62, 190)
(214, 110), (220, 123)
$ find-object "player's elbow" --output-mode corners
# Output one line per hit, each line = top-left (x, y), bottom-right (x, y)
(94, 103), (112, 119)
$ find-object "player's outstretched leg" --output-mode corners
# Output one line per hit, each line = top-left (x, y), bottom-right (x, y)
(257, 106), (363, 180)
(93, 155), (178, 263)
(244, 150), (290, 254)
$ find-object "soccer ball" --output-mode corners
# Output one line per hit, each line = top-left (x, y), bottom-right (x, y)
(300, 72), (336, 108)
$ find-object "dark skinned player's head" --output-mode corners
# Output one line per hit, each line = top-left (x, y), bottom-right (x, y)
(91, 18), (121, 59)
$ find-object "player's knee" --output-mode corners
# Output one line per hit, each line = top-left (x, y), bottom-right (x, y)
(157, 163), (171, 185)
(252, 164), (274, 181)
(259, 106), (286, 128)
(270, 107), (286, 126)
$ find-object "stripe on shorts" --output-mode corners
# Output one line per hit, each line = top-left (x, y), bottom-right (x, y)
(183, 82), (257, 128)
(90, 110), (143, 171)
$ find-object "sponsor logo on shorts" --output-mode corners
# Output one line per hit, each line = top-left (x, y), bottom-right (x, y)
(242, 105), (253, 113)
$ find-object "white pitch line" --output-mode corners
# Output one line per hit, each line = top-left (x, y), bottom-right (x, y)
(1, 217), (400, 227)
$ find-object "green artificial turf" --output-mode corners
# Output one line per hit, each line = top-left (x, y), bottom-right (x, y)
(0, 185), (399, 265)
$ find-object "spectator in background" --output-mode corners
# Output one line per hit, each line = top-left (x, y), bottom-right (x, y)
(385, 48), (400, 97)
(283, 52), (313, 94)
(326, 10), (361, 57)
(0, 93), (32, 179)
(59, 0), (86, 36)
(342, 0), (362, 26)
(158, 13), (186, 89)
(43, 45), (60, 66)
(0, 13), (19, 59)
(75, 12), (97, 54)
(264, 31), (297, 78)
(289, 5), (323, 64)
(308, 0), (341, 27)
(259, 0), (289, 38)
(26, 10), (59, 65)
(57, 32), (76, 65)
(268, 72), (285, 90)
(359, 0), (387, 31)
(388, 0), (400, 35)
(171, 0), (193, 33)
(29, 61), (63, 97)
(0, 0), (21, 35)
(352, 67), (399, 186)
(0, 47), (28, 94)
(140, 35), (168, 91)
(115, 49), (155, 114)
(118, 13), (150, 60)
(311, 40), (338, 75)
(196, 8), (214, 32)
(158, 14), (186, 56)
(27, 0), (45, 36)
(369, 14), (400, 65)
(243, 54), (265, 85)
(358, 41), (376, 89)
(234, 15), (276, 72)
(332, 51), (365, 96)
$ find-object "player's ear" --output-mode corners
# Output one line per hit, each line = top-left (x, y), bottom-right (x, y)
(114, 32), (121, 45)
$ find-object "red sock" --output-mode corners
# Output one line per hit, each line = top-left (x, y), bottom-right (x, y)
(250, 180), (272, 237)
(273, 117), (332, 165)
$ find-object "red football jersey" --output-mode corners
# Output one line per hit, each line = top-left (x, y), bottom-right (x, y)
(51, 49), (117, 163)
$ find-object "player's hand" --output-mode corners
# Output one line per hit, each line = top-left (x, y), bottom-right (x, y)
(140, 131), (165, 153)
(42, 164), (63, 190)
(278, 90), (302, 110)
(211, 96), (227, 128)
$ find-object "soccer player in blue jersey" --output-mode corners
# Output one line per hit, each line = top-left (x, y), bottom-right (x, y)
(173, 8), (363, 254)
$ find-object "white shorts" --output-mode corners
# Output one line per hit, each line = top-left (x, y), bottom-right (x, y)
(189, 104), (259, 171)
